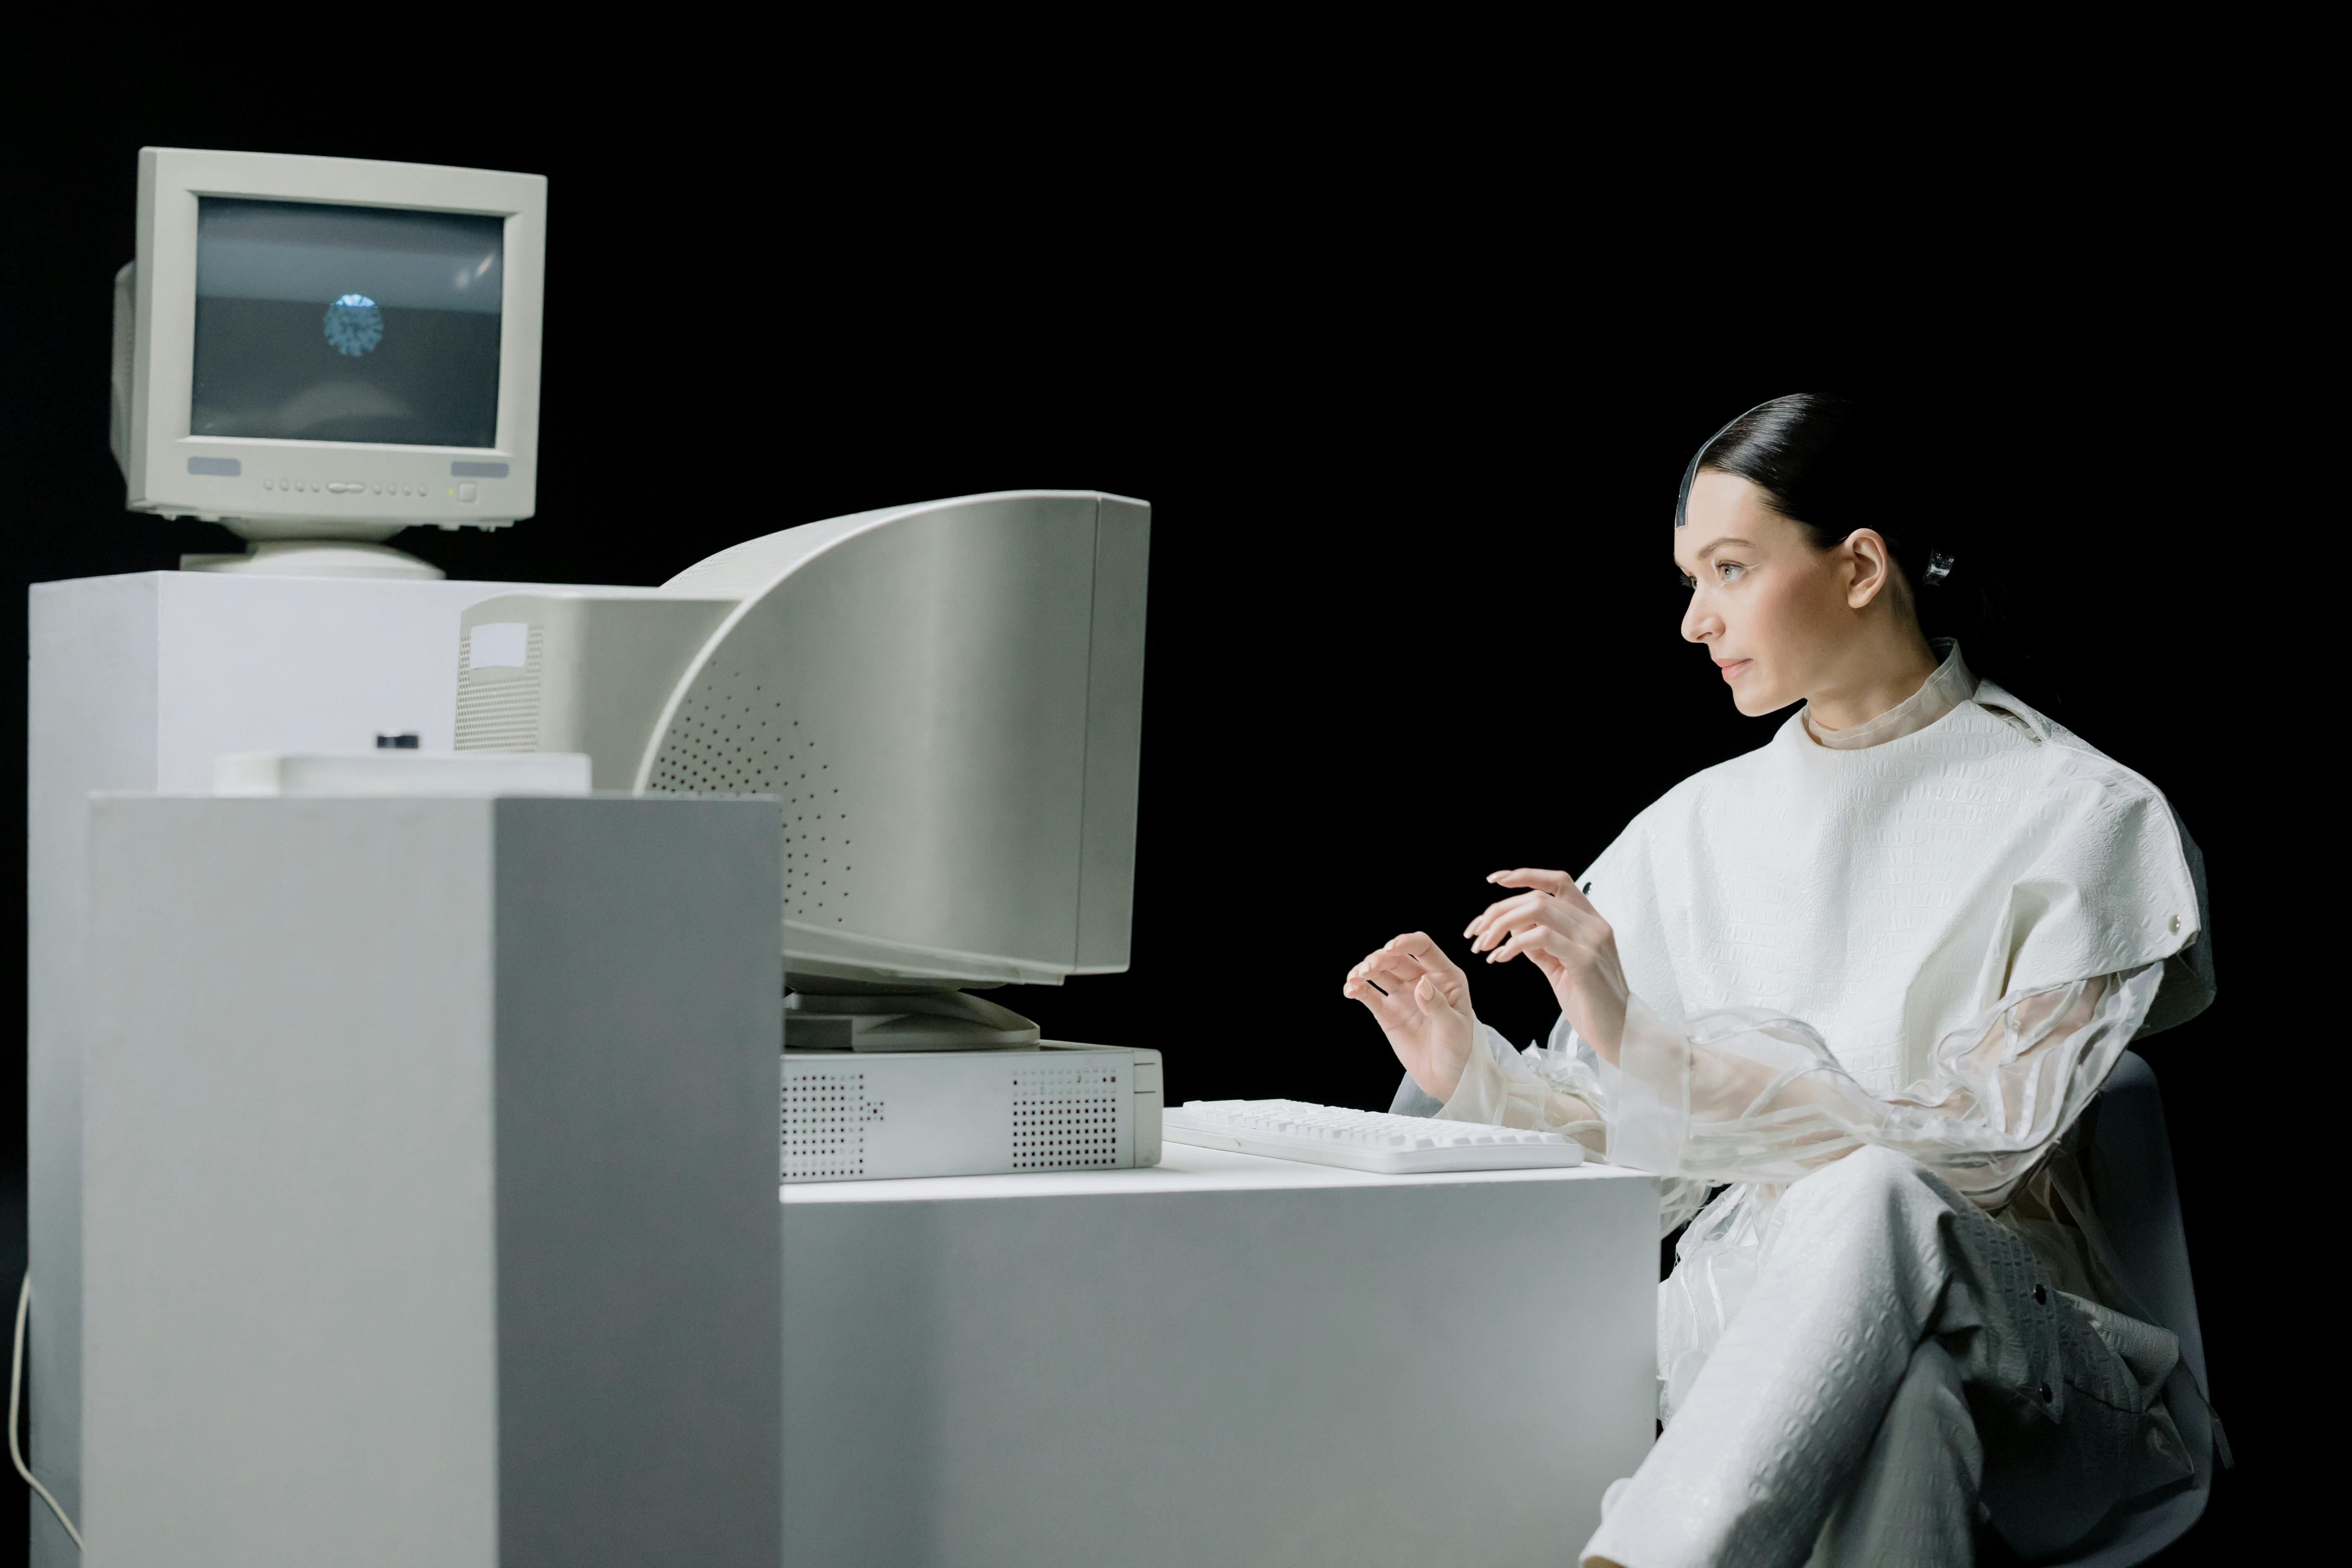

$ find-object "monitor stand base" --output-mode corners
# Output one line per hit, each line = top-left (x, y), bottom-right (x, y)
(784, 988), (1042, 1051)
(181, 540), (445, 580)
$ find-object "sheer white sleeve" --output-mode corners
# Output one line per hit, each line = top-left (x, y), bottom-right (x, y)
(1604, 966), (2162, 1207)
(1441, 965), (2164, 1210)
(1440, 1020), (1611, 1154)
(1439, 1020), (1711, 1235)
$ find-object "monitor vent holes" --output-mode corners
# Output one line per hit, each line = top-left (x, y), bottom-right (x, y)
(648, 668), (854, 923)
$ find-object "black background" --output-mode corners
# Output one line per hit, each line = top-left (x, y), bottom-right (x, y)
(0, 64), (2303, 1565)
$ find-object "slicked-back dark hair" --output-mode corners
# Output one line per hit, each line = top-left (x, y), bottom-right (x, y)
(1688, 394), (1896, 561)
(1680, 392), (2012, 677)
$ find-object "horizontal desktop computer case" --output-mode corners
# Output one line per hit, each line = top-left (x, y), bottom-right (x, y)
(783, 1044), (1162, 1182)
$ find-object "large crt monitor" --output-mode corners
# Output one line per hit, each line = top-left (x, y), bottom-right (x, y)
(112, 147), (546, 578)
(455, 491), (1149, 1047)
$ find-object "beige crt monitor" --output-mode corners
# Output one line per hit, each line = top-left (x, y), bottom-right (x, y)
(112, 147), (547, 580)
(455, 490), (1151, 1051)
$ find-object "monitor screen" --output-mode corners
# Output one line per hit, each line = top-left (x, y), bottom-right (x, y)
(191, 197), (503, 448)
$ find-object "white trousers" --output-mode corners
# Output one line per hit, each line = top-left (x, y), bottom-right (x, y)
(1583, 1147), (2190, 1568)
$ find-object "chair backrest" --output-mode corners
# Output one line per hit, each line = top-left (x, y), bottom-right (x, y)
(2054, 811), (2220, 1567)
(2045, 1052), (2216, 1567)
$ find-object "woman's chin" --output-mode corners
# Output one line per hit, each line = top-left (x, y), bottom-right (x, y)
(1730, 683), (1788, 718)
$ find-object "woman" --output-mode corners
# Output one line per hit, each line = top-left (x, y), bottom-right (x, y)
(1343, 395), (2215, 1568)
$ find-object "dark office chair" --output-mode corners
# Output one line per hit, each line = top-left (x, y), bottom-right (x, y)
(2033, 813), (2222, 1568)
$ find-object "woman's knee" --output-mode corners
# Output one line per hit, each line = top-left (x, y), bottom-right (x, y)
(1787, 1143), (1933, 1216)
(1769, 1145), (1955, 1260)
(1762, 1147), (1967, 1307)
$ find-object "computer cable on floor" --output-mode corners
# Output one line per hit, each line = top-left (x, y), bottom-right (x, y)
(12, 1272), (84, 1550)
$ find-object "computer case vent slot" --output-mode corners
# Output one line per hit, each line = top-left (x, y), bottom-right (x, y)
(455, 625), (544, 752)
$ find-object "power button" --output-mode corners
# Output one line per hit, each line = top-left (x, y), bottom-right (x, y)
(457, 482), (478, 503)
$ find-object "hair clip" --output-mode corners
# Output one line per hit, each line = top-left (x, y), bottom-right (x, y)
(1922, 551), (1954, 587)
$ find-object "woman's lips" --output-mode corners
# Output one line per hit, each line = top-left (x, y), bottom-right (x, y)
(1718, 658), (1753, 682)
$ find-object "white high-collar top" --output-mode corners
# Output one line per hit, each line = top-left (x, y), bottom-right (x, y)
(1802, 638), (1975, 750)
(1436, 638), (2207, 1204)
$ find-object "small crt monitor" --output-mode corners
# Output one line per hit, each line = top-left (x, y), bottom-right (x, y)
(113, 148), (546, 569)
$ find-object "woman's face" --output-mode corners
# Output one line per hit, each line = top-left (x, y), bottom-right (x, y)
(1674, 471), (1874, 717)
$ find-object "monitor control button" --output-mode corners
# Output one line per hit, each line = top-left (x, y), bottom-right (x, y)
(458, 482), (478, 502)
(262, 480), (273, 490)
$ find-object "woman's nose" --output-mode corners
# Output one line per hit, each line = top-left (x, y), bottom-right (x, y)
(1681, 596), (1719, 644)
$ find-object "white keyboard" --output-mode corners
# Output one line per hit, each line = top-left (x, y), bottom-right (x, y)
(1163, 1099), (1584, 1175)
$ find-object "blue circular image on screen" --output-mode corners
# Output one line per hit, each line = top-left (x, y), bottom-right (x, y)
(323, 293), (384, 357)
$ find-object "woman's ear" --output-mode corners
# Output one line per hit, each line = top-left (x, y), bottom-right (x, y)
(1844, 529), (1896, 609)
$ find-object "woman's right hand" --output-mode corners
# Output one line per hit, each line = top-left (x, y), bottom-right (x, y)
(1343, 933), (1478, 1102)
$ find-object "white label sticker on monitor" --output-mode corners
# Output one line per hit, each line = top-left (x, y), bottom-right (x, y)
(469, 623), (528, 670)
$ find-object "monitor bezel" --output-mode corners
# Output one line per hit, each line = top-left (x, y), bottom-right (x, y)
(127, 147), (546, 532)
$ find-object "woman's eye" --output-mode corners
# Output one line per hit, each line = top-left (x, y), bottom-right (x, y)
(1716, 562), (1747, 582)
(1677, 573), (1697, 590)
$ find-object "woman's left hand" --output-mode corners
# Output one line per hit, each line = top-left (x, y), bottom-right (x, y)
(1465, 869), (1630, 1062)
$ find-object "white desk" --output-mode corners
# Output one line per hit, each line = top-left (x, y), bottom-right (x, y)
(783, 1143), (1659, 1568)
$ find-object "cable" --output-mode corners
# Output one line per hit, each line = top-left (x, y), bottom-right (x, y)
(11, 1273), (84, 1551)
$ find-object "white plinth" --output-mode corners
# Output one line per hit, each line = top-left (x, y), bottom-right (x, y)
(25, 571), (637, 1564)
(80, 793), (783, 1568)
(782, 1144), (1659, 1568)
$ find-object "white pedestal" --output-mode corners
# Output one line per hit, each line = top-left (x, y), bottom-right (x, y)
(81, 793), (782, 1567)
(25, 571), (630, 1563)
(782, 1147), (1659, 1568)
